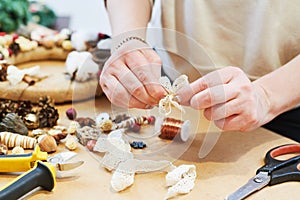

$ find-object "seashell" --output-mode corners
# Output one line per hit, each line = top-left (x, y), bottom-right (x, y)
(0, 113), (28, 135)
(12, 146), (25, 154)
(0, 143), (8, 155)
(23, 113), (39, 129)
(37, 134), (57, 153)
(0, 132), (37, 149)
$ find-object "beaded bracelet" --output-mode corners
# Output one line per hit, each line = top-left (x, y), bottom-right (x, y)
(114, 36), (148, 52)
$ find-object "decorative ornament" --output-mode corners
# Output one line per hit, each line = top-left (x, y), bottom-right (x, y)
(159, 75), (189, 116)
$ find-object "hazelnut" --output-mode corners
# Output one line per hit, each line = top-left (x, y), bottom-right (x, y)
(38, 135), (57, 153)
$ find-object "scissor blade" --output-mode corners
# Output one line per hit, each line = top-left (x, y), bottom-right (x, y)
(225, 172), (270, 200)
(56, 161), (84, 171)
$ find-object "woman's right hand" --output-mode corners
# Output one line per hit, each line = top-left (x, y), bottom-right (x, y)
(99, 38), (166, 109)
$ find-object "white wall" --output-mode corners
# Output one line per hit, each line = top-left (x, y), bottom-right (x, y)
(39, 0), (111, 34)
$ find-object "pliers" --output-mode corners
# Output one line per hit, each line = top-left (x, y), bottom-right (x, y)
(0, 145), (84, 200)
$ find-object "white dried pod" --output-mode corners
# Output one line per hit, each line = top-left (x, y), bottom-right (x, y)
(0, 132), (37, 149)
(31, 129), (46, 137)
(95, 112), (110, 126)
(67, 121), (81, 134)
(65, 135), (77, 151)
(53, 125), (67, 131)
(12, 146), (25, 154)
(65, 51), (99, 82)
(48, 129), (63, 136)
(71, 31), (97, 51)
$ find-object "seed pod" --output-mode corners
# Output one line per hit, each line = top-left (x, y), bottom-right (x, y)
(0, 132), (37, 149)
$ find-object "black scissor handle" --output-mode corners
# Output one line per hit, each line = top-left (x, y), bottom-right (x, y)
(257, 144), (300, 185)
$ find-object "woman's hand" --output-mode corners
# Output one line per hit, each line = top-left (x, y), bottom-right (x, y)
(100, 39), (166, 109)
(177, 66), (271, 131)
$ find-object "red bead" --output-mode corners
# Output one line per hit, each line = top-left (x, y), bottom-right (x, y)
(147, 116), (156, 125)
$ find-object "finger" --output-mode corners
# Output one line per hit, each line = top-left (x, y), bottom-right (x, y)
(100, 74), (148, 108)
(106, 57), (158, 105)
(177, 67), (244, 105)
(203, 98), (243, 121)
(191, 67), (244, 91)
(124, 50), (165, 102)
(213, 114), (255, 132)
(189, 83), (239, 109)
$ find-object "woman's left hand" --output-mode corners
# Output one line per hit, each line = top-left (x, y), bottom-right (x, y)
(176, 66), (271, 131)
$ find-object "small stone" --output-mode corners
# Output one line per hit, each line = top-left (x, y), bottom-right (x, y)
(86, 139), (96, 151)
(128, 123), (141, 133)
(66, 107), (77, 120)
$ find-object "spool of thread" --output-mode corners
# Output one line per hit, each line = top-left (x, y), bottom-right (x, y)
(156, 117), (190, 142)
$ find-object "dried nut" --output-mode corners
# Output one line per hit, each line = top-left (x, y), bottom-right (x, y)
(0, 143), (8, 155)
(65, 136), (77, 150)
(98, 119), (113, 132)
(38, 134), (57, 153)
(62, 40), (73, 51)
(52, 132), (68, 142)
(12, 146), (25, 154)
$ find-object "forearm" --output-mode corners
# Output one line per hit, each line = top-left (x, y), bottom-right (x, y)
(253, 54), (300, 120)
(106, 0), (152, 37)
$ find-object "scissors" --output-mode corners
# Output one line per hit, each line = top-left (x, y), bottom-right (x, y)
(0, 145), (84, 199)
(226, 143), (300, 200)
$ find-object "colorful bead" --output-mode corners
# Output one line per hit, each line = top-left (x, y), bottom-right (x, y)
(130, 141), (146, 149)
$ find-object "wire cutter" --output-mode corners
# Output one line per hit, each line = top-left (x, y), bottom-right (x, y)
(0, 145), (84, 200)
(226, 143), (300, 200)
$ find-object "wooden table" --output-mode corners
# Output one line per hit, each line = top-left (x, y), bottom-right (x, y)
(0, 95), (299, 200)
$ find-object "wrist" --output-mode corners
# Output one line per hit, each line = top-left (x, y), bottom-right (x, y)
(110, 29), (149, 54)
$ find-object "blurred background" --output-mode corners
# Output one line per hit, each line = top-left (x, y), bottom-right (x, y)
(0, 0), (111, 34)
(41, 0), (111, 34)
